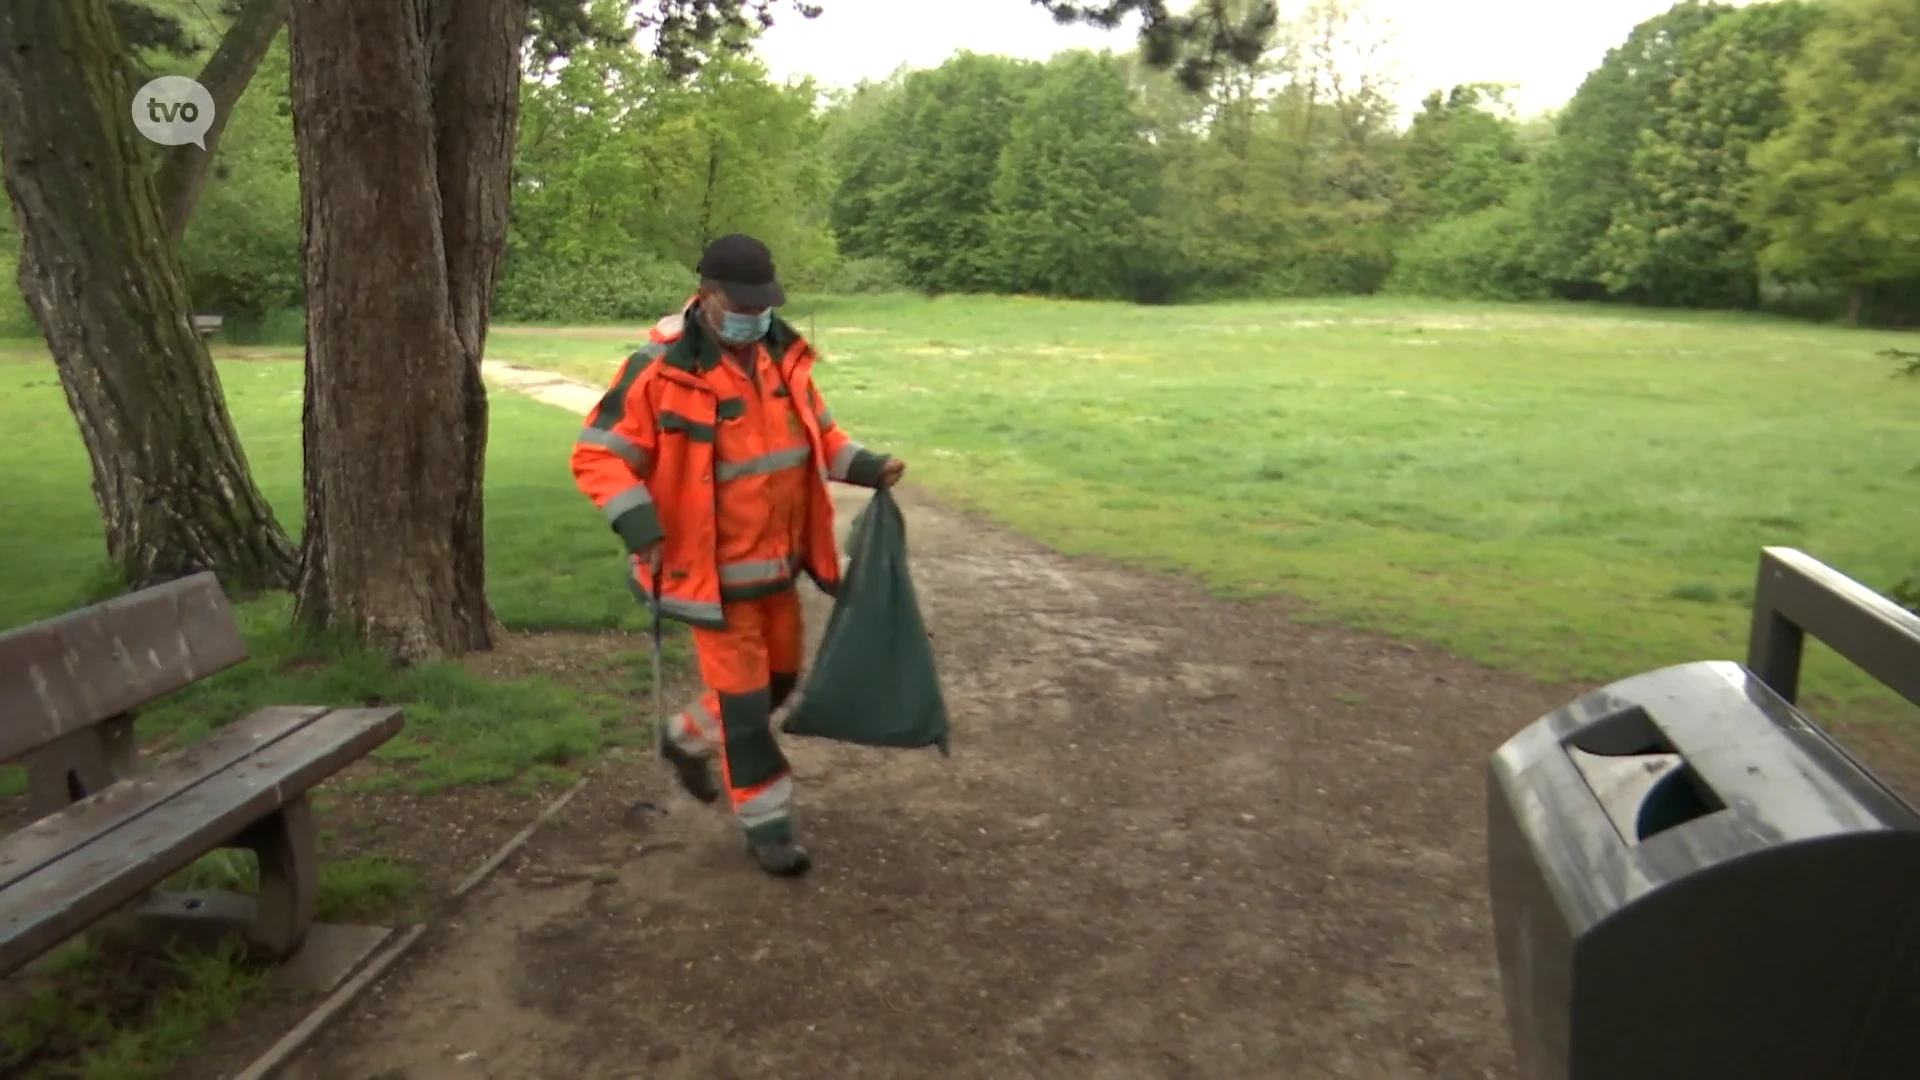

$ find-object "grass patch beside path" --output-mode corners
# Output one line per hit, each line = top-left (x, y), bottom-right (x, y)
(0, 347), (668, 1077)
(0, 348), (658, 796)
(1, 852), (426, 1079)
(509, 295), (1918, 719)
(2, 940), (257, 1080)
(0, 343), (645, 635)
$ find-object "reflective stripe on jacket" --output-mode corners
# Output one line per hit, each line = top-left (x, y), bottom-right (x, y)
(570, 301), (891, 628)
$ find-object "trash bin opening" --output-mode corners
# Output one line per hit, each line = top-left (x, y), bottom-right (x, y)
(1561, 703), (1730, 843)
(1562, 704), (1671, 757)
(1634, 764), (1726, 840)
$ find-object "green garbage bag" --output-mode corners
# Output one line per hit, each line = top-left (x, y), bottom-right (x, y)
(782, 488), (951, 755)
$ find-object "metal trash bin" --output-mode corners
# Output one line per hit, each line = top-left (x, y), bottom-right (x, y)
(1487, 660), (1920, 1078)
(1488, 547), (1920, 1079)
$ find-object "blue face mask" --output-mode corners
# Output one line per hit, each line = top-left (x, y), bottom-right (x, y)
(716, 307), (773, 344)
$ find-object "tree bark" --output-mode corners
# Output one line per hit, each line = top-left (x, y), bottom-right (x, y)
(287, 0), (524, 661)
(155, 0), (288, 241)
(1846, 286), (1862, 327)
(0, 0), (297, 594)
(430, 0), (528, 654)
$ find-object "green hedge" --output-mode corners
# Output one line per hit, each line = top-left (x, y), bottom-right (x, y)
(495, 252), (698, 323)
(1384, 205), (1550, 302)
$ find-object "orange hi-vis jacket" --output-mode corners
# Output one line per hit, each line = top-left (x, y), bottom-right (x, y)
(571, 302), (891, 629)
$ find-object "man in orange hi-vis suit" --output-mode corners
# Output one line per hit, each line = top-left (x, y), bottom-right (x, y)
(571, 234), (905, 877)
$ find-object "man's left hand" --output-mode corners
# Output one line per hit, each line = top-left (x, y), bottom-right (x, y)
(878, 458), (907, 488)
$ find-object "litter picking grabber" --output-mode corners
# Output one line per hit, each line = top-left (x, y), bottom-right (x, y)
(648, 572), (664, 755)
(624, 567), (669, 826)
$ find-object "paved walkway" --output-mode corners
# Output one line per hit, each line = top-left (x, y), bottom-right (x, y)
(480, 360), (604, 414)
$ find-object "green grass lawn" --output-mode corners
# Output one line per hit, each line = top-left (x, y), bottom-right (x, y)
(0, 348), (648, 636)
(506, 294), (1920, 719)
(0, 352), (665, 796)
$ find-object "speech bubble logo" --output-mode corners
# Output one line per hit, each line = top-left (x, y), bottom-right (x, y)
(131, 76), (216, 150)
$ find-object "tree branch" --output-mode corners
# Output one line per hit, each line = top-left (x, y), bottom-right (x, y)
(108, 0), (200, 60)
(524, 0), (821, 76)
(156, 0), (287, 241)
(1035, 0), (1279, 90)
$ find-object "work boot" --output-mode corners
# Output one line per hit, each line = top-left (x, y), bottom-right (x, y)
(748, 838), (811, 877)
(657, 727), (720, 804)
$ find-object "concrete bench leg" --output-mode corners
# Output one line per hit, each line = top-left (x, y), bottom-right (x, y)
(116, 796), (321, 962)
(238, 793), (321, 958)
(112, 794), (389, 991)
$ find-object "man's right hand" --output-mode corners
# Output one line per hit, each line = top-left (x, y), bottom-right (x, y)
(640, 542), (664, 576)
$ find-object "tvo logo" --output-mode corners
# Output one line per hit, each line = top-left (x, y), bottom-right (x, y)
(131, 76), (215, 150)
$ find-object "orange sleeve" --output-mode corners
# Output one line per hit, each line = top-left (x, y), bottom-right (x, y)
(806, 379), (888, 487)
(571, 348), (665, 552)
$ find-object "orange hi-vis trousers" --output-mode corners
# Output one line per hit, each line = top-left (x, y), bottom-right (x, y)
(662, 589), (802, 844)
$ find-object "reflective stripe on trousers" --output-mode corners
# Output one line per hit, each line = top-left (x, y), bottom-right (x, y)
(666, 695), (720, 756)
(660, 686), (798, 844)
(733, 774), (793, 831)
(659, 592), (804, 844)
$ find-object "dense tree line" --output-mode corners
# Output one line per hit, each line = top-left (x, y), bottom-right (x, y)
(823, 0), (1916, 322)
(4, 0), (1910, 339)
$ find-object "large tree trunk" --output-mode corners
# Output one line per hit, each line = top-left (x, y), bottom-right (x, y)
(155, 0), (288, 241)
(286, 0), (524, 661)
(0, 0), (297, 594)
(431, 0), (527, 654)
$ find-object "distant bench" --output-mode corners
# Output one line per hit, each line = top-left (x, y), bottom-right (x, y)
(192, 313), (222, 341)
(0, 573), (402, 977)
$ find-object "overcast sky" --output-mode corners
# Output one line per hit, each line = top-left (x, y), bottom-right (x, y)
(754, 0), (1726, 121)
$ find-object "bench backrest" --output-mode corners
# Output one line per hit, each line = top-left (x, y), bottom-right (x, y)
(1746, 546), (1920, 709)
(0, 573), (247, 764)
(191, 314), (223, 332)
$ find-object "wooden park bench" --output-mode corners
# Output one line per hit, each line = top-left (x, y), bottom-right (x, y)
(192, 313), (223, 341)
(0, 573), (402, 982)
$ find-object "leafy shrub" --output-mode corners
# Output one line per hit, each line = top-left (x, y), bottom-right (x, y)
(807, 256), (912, 296)
(220, 308), (307, 346)
(495, 251), (698, 323)
(0, 287), (34, 338)
(1259, 244), (1397, 298)
(0, 246), (36, 338)
(178, 199), (303, 318)
(1386, 204), (1550, 301)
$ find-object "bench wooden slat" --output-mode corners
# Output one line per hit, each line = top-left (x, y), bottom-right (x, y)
(0, 706), (401, 970)
(0, 706), (330, 892)
(0, 573), (247, 763)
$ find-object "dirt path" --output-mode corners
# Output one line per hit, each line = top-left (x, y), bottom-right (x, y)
(259, 365), (1912, 1080)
